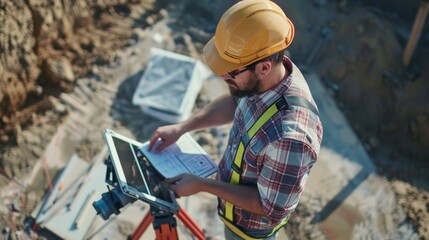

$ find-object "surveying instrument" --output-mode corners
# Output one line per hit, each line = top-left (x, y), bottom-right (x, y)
(92, 156), (206, 239)
(92, 129), (207, 239)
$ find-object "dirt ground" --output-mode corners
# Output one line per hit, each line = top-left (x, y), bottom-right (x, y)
(1, 0), (428, 239)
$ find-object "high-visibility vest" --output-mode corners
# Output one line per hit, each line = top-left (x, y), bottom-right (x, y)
(221, 95), (319, 239)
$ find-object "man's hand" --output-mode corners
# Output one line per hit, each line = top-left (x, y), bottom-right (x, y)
(148, 94), (236, 153)
(148, 124), (183, 152)
(165, 173), (267, 216)
(166, 173), (203, 197)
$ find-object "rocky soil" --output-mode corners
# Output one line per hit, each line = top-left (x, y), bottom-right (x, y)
(0, 0), (428, 239)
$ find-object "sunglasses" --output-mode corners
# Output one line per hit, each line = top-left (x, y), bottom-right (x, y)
(227, 67), (250, 79)
(226, 56), (276, 79)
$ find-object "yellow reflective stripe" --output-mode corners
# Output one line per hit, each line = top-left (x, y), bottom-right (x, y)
(227, 142), (245, 221)
(232, 142), (245, 170)
(221, 215), (289, 239)
(225, 202), (234, 221)
(248, 103), (279, 138)
(225, 98), (283, 224)
(230, 171), (240, 184)
(271, 216), (289, 235)
(220, 217), (264, 240)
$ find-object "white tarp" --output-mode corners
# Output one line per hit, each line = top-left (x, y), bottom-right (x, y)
(132, 48), (211, 123)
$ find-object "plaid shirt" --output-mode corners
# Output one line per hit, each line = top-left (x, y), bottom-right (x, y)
(218, 57), (323, 232)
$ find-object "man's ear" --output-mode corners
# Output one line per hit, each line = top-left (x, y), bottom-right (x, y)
(257, 61), (272, 77)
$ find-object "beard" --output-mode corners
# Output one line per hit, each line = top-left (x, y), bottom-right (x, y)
(227, 73), (262, 98)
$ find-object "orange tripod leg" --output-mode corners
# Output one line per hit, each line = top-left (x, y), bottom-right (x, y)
(176, 208), (205, 240)
(130, 206), (205, 240)
(155, 222), (179, 240)
(130, 211), (154, 240)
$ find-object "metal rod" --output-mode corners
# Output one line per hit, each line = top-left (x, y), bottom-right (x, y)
(403, 0), (429, 66)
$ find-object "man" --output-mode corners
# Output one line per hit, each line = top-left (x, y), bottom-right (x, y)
(148, 0), (323, 239)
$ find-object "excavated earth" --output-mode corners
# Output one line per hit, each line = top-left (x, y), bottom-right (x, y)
(1, 0), (428, 239)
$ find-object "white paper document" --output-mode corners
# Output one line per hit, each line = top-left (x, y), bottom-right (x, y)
(140, 133), (218, 179)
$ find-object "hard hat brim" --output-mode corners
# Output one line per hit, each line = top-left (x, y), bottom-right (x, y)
(203, 37), (244, 76)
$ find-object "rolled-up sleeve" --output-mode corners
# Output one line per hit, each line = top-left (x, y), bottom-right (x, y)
(257, 139), (316, 224)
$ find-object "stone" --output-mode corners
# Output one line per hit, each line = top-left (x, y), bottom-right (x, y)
(43, 57), (75, 85)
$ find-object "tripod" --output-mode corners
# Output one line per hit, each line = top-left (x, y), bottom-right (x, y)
(130, 205), (206, 240)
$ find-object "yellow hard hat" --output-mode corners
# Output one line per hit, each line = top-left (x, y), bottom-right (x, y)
(203, 0), (295, 76)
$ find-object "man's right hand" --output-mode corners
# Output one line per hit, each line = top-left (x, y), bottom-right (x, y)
(148, 124), (184, 153)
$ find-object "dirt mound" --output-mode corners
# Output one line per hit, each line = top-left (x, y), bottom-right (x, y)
(0, 0), (40, 132)
(316, 5), (429, 162)
(0, 0), (166, 143)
